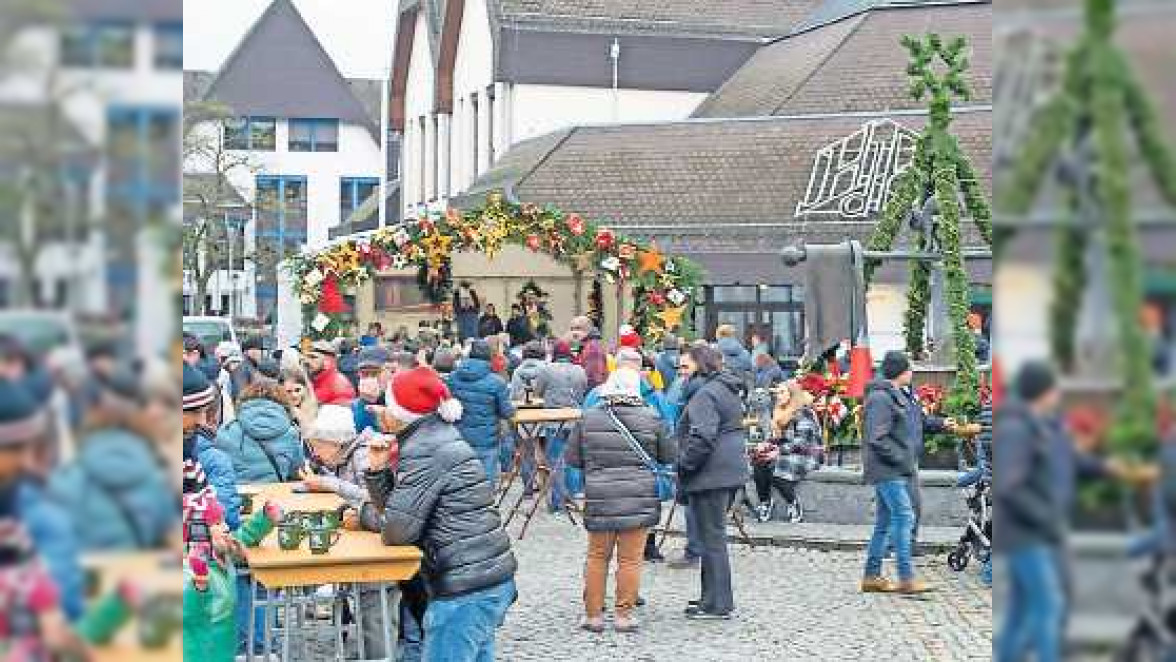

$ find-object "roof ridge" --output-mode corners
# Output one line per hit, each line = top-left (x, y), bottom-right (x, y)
(769, 12), (868, 117)
(203, 0), (375, 134)
(789, 0), (990, 37)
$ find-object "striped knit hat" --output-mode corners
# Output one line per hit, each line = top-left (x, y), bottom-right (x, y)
(0, 379), (46, 447)
(182, 363), (217, 412)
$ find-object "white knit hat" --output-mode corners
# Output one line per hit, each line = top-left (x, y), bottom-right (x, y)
(308, 405), (357, 443)
(600, 368), (642, 399)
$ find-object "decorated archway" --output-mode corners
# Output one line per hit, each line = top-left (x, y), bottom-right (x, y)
(288, 193), (703, 340)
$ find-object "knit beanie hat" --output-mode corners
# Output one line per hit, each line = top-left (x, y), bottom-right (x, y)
(618, 325), (641, 349)
(386, 367), (463, 424)
(255, 357), (280, 381)
(308, 405), (357, 444)
(182, 490), (225, 541)
(1015, 360), (1057, 402)
(468, 339), (492, 362)
(0, 379), (46, 447)
(357, 346), (391, 369)
(552, 340), (573, 360)
(880, 351), (912, 380)
(182, 363), (216, 411)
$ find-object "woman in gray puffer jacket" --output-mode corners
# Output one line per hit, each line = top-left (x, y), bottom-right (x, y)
(565, 369), (676, 633)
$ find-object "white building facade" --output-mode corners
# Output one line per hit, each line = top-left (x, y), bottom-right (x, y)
(0, 0), (183, 352)
(183, 0), (385, 321)
(392, 0), (795, 215)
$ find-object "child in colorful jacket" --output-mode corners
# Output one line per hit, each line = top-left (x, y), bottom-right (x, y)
(182, 490), (281, 662)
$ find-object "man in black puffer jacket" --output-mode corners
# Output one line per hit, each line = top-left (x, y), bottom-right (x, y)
(360, 366), (517, 662)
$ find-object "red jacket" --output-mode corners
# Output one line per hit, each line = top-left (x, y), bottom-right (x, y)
(313, 366), (356, 406)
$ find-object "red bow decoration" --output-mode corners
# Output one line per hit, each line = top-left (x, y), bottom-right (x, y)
(318, 275), (349, 314)
(595, 228), (615, 251)
(798, 372), (829, 397)
(525, 234), (542, 251)
(567, 214), (586, 236)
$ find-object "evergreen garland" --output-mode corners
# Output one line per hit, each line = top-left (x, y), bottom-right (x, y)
(1049, 219), (1087, 372)
(865, 34), (992, 418)
(997, 0), (1168, 456)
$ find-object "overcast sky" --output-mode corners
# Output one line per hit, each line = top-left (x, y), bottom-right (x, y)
(184, 0), (397, 79)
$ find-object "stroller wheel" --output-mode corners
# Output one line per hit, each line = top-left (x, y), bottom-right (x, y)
(947, 550), (969, 572)
(975, 546), (991, 565)
(1116, 623), (1164, 662)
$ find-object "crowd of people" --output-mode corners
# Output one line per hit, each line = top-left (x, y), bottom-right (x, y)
(0, 301), (1017, 661)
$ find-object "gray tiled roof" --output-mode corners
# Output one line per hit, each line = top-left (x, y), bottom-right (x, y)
(493, 0), (824, 38)
(202, 0), (377, 136)
(182, 173), (248, 207)
(694, 0), (992, 118)
(347, 79), (385, 132)
(458, 108), (991, 246)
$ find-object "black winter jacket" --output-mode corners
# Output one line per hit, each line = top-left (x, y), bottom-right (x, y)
(993, 400), (1064, 552)
(566, 402), (677, 532)
(362, 416), (517, 598)
(862, 379), (917, 484)
(677, 371), (749, 494)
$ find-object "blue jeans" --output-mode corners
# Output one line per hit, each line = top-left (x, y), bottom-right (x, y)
(234, 573), (268, 653)
(995, 546), (1064, 662)
(864, 479), (916, 582)
(684, 498), (704, 559)
(398, 600), (423, 662)
(422, 579), (516, 662)
(545, 430), (569, 511)
(476, 449), (500, 492)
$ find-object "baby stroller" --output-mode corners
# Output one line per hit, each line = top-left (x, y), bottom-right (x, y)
(1116, 548), (1176, 662)
(947, 478), (991, 572)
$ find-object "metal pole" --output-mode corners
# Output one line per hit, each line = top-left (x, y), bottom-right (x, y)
(610, 39), (620, 123)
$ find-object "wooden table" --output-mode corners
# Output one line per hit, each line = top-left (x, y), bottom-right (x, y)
(239, 482), (346, 513)
(82, 551), (181, 597)
(84, 552), (183, 661)
(244, 530), (421, 662)
(500, 408), (583, 540)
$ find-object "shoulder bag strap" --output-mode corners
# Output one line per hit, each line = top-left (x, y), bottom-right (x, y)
(603, 406), (659, 472)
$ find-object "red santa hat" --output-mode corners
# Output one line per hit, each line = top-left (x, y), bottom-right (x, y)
(618, 324), (641, 349)
(385, 367), (464, 424)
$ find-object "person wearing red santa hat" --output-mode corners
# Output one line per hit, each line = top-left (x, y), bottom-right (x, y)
(359, 366), (517, 662)
(618, 324), (642, 350)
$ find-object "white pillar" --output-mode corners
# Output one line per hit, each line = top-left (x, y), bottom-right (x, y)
(424, 115), (436, 202)
(477, 93), (489, 177)
(493, 82), (508, 161)
(437, 113), (451, 201)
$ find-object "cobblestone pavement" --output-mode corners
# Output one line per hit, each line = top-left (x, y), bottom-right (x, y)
(497, 510), (992, 661)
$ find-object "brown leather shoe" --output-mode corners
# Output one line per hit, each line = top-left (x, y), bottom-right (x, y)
(897, 579), (934, 595)
(860, 576), (897, 593)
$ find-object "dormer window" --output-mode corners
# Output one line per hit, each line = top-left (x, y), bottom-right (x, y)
(223, 117), (276, 151)
(289, 118), (339, 152)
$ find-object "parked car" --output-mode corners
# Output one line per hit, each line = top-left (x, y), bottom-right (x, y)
(182, 316), (238, 355)
(0, 310), (82, 356)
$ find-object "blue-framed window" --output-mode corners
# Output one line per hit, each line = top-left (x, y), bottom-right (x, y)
(223, 117), (276, 151)
(254, 175), (308, 317)
(289, 118), (339, 152)
(340, 177), (379, 222)
(154, 23), (182, 70)
(107, 106), (179, 211)
(60, 22), (135, 68)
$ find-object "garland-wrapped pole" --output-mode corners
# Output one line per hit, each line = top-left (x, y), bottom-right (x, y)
(864, 33), (993, 418)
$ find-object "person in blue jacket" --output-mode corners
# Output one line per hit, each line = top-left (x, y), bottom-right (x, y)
(0, 378), (84, 621)
(182, 364), (240, 530)
(49, 371), (177, 551)
(351, 346), (391, 434)
(214, 381), (304, 484)
(447, 340), (516, 489)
